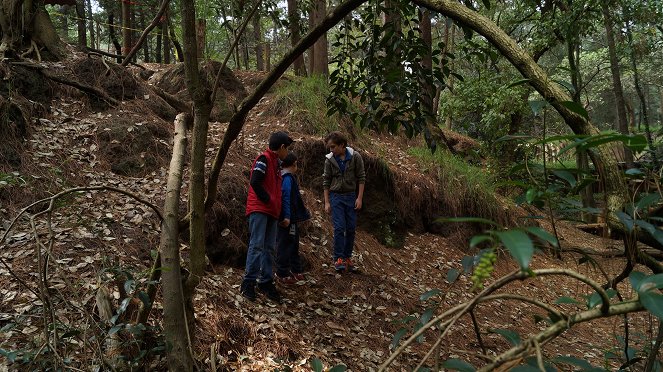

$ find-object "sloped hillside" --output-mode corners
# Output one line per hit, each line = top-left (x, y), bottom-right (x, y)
(0, 63), (656, 370)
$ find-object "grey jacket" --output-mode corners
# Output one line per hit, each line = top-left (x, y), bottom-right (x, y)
(322, 147), (366, 193)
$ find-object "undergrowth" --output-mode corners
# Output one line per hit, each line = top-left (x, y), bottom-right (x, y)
(408, 147), (518, 226)
(268, 76), (344, 136)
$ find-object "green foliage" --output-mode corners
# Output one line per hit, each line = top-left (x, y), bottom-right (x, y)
(270, 76), (342, 135)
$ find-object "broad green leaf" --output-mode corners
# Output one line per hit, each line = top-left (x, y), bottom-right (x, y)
(391, 328), (407, 350)
(310, 358), (323, 372)
(441, 358), (476, 372)
(554, 296), (582, 305)
(552, 170), (577, 187)
(496, 230), (534, 269)
(623, 134), (647, 152)
(625, 168), (644, 176)
(587, 288), (616, 309)
(529, 100), (547, 116)
(640, 274), (663, 291)
(138, 291), (151, 308)
(329, 365), (347, 372)
(109, 324), (123, 335)
(639, 292), (663, 320)
(554, 79), (576, 95)
(420, 289), (441, 301)
(507, 79), (530, 89)
(526, 188), (538, 203)
(420, 308), (435, 325)
(489, 328), (521, 346)
(560, 101), (589, 120)
(440, 217), (499, 226)
(616, 211), (634, 232)
(461, 256), (474, 274)
(469, 235), (492, 248)
(553, 355), (595, 369)
(524, 226), (559, 247)
(635, 193), (660, 211)
(447, 268), (460, 283)
(495, 134), (534, 142)
(629, 271), (647, 291)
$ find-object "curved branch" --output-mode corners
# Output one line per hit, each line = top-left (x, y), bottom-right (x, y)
(121, 0), (171, 67)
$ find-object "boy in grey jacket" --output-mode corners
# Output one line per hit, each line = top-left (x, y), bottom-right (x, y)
(322, 131), (366, 272)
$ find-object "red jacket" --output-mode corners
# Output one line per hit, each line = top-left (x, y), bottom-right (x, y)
(246, 150), (282, 218)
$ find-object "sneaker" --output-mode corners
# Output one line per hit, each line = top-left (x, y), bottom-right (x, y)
(240, 280), (256, 301)
(257, 280), (282, 303)
(276, 273), (298, 286)
(291, 272), (306, 282)
(334, 258), (346, 272)
(345, 258), (357, 272)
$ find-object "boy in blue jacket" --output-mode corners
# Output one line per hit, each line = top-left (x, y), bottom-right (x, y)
(275, 152), (311, 284)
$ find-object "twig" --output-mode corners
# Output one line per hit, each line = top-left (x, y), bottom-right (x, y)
(534, 338), (545, 371)
(470, 310), (486, 354)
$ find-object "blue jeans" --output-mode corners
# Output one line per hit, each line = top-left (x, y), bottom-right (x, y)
(330, 192), (357, 261)
(244, 212), (277, 284)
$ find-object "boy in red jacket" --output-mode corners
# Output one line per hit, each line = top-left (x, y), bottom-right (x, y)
(241, 131), (293, 302)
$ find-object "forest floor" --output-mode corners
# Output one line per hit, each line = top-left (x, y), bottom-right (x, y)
(0, 64), (660, 371)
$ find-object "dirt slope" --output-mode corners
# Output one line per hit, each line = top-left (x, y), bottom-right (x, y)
(0, 67), (658, 371)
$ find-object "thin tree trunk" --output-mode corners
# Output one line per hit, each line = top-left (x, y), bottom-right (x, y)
(141, 7), (149, 62)
(60, 5), (70, 42)
(76, 0), (86, 46)
(253, 10), (263, 70)
(108, 13), (122, 63)
(164, 11), (171, 63)
(86, 0), (95, 48)
(626, 26), (655, 165)
(197, 18), (206, 60)
(121, 0), (170, 66)
(419, 7), (433, 117)
(288, 0), (306, 75)
(160, 113), (192, 370)
(169, 17), (184, 62)
(265, 42), (270, 70)
(312, 0), (328, 76)
(121, 0), (131, 56)
(156, 20), (163, 62)
(602, 2), (632, 166)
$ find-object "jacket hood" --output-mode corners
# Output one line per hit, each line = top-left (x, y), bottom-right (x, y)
(326, 146), (355, 159)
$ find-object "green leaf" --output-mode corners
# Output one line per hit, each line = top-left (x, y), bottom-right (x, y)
(554, 79), (576, 95)
(109, 324), (123, 335)
(529, 100), (547, 116)
(616, 212), (634, 232)
(552, 170), (577, 187)
(625, 168), (644, 176)
(524, 227), (559, 247)
(461, 256), (474, 274)
(391, 328), (407, 350)
(489, 328), (521, 346)
(587, 288), (617, 309)
(441, 358), (476, 372)
(420, 308), (435, 325)
(329, 365), (347, 372)
(137, 291), (151, 308)
(554, 296), (582, 305)
(310, 358), (324, 372)
(636, 193), (660, 211)
(420, 289), (441, 301)
(447, 268), (460, 283)
(560, 101), (589, 120)
(640, 274), (663, 291)
(469, 235), (492, 248)
(629, 271), (647, 291)
(526, 188), (538, 204)
(507, 79), (530, 89)
(440, 217), (499, 226)
(639, 292), (663, 320)
(496, 230), (534, 269)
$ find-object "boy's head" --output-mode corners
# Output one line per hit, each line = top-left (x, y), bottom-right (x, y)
(281, 152), (298, 172)
(324, 131), (347, 157)
(269, 131), (294, 159)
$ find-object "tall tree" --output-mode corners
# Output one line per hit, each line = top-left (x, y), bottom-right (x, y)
(76, 0), (86, 46)
(121, 0), (132, 56)
(288, 0), (307, 75)
(86, 0), (96, 48)
(253, 8), (264, 70)
(309, 0), (328, 76)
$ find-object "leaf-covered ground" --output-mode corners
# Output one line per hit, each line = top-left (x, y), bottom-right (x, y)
(0, 67), (659, 370)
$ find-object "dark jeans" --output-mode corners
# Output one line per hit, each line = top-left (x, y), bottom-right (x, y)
(244, 212), (277, 284)
(330, 192), (357, 261)
(275, 223), (303, 277)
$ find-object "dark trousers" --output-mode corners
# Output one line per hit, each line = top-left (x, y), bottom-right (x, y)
(275, 223), (303, 277)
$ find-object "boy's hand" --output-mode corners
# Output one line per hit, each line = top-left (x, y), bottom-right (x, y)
(355, 198), (363, 210)
(324, 202), (331, 214)
(279, 219), (291, 227)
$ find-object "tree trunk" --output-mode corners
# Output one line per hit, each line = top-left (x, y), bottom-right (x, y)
(164, 11), (171, 63)
(197, 18), (206, 60)
(60, 5), (70, 42)
(312, 0), (328, 76)
(141, 7), (150, 62)
(602, 1), (632, 166)
(0, 1), (66, 60)
(253, 9), (263, 70)
(419, 8), (433, 118)
(288, 0), (307, 75)
(108, 13), (123, 62)
(265, 42), (271, 70)
(76, 0), (86, 46)
(122, 0), (132, 56)
(160, 113), (193, 370)
(169, 17), (184, 62)
(156, 20), (163, 63)
(86, 0), (95, 49)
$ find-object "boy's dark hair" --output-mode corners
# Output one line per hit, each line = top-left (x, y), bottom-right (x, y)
(282, 152), (298, 167)
(324, 131), (347, 147)
(269, 131), (295, 150)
